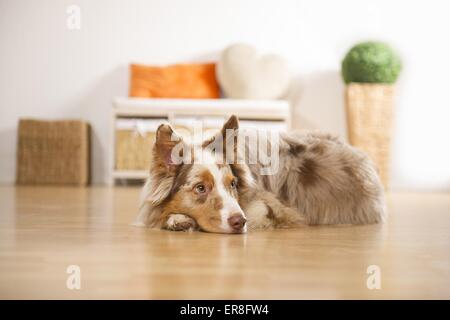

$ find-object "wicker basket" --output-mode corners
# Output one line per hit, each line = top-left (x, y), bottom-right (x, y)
(115, 119), (165, 170)
(115, 130), (155, 170)
(16, 119), (90, 185)
(345, 83), (395, 188)
(114, 117), (225, 171)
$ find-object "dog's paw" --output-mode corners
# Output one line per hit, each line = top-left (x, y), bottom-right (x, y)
(164, 214), (198, 232)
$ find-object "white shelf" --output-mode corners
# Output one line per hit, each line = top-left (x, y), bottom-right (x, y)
(112, 170), (148, 179)
(109, 97), (291, 185)
(113, 97), (290, 120)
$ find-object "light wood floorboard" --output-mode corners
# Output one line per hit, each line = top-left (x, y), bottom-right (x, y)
(0, 186), (449, 299)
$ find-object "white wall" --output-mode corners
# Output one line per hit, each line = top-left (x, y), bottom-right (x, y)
(1, 0), (449, 190)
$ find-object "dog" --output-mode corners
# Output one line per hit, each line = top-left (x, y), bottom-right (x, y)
(135, 115), (386, 233)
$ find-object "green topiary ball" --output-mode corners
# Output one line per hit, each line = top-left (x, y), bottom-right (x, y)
(341, 41), (402, 84)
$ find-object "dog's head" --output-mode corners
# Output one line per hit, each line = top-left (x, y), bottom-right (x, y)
(146, 115), (254, 234)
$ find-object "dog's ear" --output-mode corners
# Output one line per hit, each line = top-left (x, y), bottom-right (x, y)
(154, 124), (185, 169)
(202, 115), (239, 163)
(221, 115), (239, 162)
(221, 115), (239, 135)
(144, 124), (185, 207)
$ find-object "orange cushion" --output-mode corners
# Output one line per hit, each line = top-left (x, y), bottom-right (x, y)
(129, 63), (220, 99)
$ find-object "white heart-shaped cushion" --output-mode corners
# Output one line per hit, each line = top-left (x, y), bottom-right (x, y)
(217, 44), (290, 99)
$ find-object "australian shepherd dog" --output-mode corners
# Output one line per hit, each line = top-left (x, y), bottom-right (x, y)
(135, 115), (386, 234)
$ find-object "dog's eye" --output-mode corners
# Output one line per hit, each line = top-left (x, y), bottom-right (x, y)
(230, 179), (237, 189)
(195, 184), (206, 194)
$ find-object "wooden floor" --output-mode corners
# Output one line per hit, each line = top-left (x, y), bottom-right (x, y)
(0, 186), (449, 299)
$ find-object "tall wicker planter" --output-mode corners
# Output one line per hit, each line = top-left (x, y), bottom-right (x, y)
(345, 83), (395, 188)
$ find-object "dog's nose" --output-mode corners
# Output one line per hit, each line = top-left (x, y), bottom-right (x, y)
(228, 214), (247, 231)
